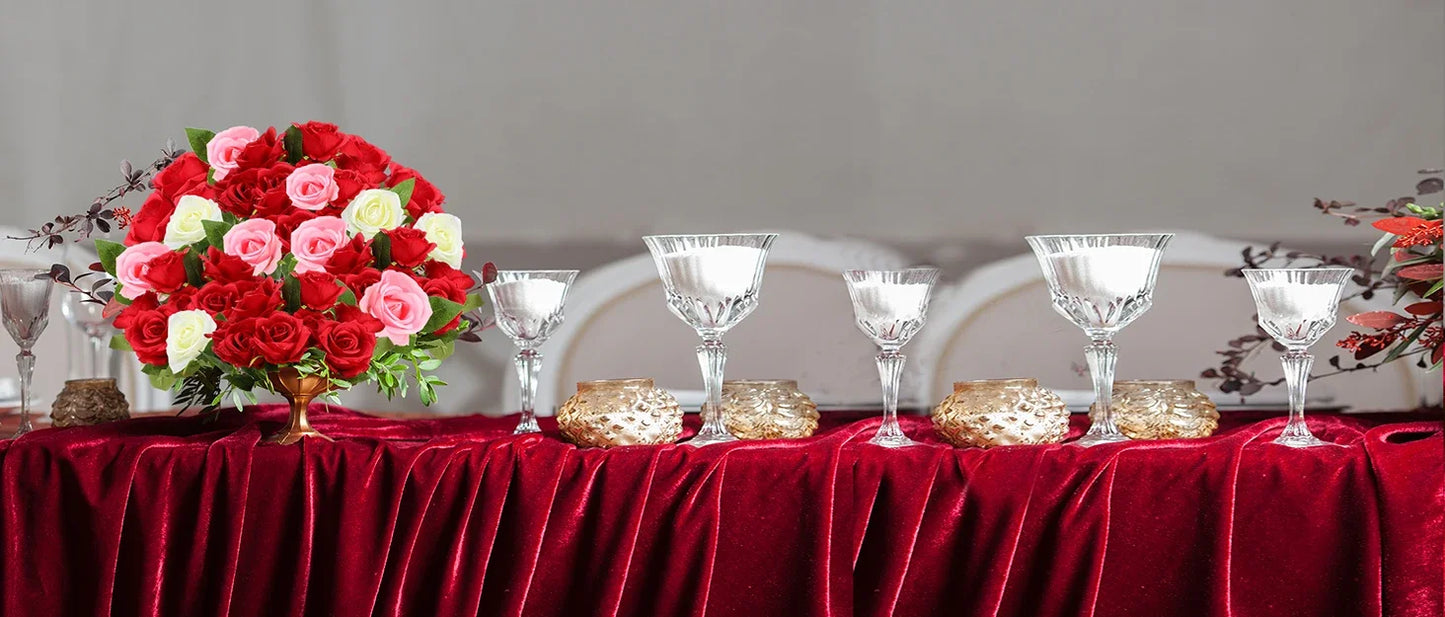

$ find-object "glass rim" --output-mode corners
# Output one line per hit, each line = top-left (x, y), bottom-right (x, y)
(490, 269), (581, 275)
(1240, 267), (1355, 274)
(642, 233), (780, 240)
(0, 268), (51, 274)
(842, 266), (940, 275)
(1024, 232), (1175, 240)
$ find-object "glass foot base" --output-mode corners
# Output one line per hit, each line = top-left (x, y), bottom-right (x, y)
(682, 429), (739, 447)
(1273, 433), (1334, 448)
(1072, 431), (1131, 447)
(869, 433), (920, 448)
(8, 425), (32, 440)
(513, 422), (541, 435)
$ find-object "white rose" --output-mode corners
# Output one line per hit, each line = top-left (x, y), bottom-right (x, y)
(163, 195), (224, 248)
(166, 309), (217, 373)
(341, 189), (404, 238)
(414, 212), (464, 268)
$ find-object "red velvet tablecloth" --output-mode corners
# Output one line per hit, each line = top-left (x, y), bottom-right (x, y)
(0, 407), (1440, 617)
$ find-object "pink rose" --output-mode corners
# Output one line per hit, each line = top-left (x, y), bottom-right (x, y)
(358, 269), (434, 345)
(114, 242), (175, 300)
(290, 216), (352, 274)
(284, 163), (340, 211)
(222, 219), (284, 276)
(206, 126), (261, 181)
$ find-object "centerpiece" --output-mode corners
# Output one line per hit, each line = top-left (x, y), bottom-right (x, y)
(18, 122), (493, 443)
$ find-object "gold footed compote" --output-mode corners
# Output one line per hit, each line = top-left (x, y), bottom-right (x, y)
(263, 368), (335, 445)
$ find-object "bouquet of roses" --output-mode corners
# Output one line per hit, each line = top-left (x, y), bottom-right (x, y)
(92, 122), (492, 411)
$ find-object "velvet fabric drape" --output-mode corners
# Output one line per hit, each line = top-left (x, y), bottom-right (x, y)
(1, 407), (1439, 617)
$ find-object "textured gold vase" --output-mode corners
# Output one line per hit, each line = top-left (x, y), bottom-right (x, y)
(50, 378), (130, 427)
(932, 378), (1069, 448)
(721, 379), (819, 440)
(556, 378), (683, 447)
(263, 368), (335, 445)
(1090, 379), (1219, 440)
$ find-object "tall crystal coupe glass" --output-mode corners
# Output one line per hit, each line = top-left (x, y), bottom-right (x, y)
(843, 268), (940, 447)
(643, 233), (778, 446)
(1, 270), (54, 438)
(62, 289), (113, 378)
(1025, 233), (1172, 446)
(486, 270), (579, 434)
(1243, 267), (1351, 447)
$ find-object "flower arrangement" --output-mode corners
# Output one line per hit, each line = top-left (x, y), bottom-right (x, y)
(1205, 169), (1443, 395)
(45, 122), (495, 411)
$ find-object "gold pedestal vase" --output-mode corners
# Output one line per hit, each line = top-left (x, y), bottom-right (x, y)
(264, 368), (335, 445)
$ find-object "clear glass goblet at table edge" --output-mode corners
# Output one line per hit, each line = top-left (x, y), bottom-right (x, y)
(1025, 233), (1173, 446)
(0, 269), (55, 438)
(643, 233), (778, 446)
(1243, 267), (1352, 448)
(843, 268), (940, 447)
(485, 269), (579, 435)
(61, 288), (113, 378)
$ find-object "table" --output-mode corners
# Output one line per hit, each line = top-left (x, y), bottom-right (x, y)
(1, 407), (1440, 617)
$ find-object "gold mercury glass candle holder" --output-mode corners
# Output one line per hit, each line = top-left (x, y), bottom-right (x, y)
(931, 378), (1070, 448)
(721, 379), (819, 439)
(556, 378), (684, 447)
(1089, 379), (1219, 440)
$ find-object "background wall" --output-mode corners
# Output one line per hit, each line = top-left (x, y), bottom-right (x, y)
(1, 0), (1440, 414)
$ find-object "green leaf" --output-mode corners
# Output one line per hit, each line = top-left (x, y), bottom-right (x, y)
(95, 239), (126, 276)
(202, 219), (234, 249)
(228, 371), (257, 392)
(373, 338), (395, 360)
(461, 292), (485, 313)
(426, 339), (456, 362)
(417, 358), (442, 371)
(1383, 321), (1431, 363)
(183, 250), (206, 288)
(388, 178), (415, 208)
(371, 233), (392, 268)
(423, 296), (465, 334)
(109, 335), (132, 351)
(283, 125), (304, 164)
(147, 370), (179, 391)
(1426, 279), (1444, 297)
(282, 276), (301, 311)
(338, 287), (358, 306)
(185, 128), (216, 163)
(274, 254), (297, 280)
(1370, 232), (1395, 257)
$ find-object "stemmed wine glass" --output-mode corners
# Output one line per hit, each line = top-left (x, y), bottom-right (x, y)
(1, 270), (55, 438)
(843, 268), (940, 447)
(1243, 267), (1352, 447)
(643, 233), (778, 446)
(62, 289), (113, 378)
(1025, 233), (1172, 446)
(485, 270), (579, 435)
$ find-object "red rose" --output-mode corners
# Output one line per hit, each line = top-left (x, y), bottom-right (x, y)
(123, 310), (169, 366)
(114, 292), (163, 330)
(166, 286), (198, 311)
(271, 209), (317, 249)
(125, 193), (174, 246)
(422, 276), (468, 334)
(317, 319), (380, 379)
(203, 247), (256, 284)
(332, 169), (366, 206)
(293, 308), (328, 334)
(339, 268), (382, 296)
(140, 250), (189, 294)
(225, 278), (283, 321)
(297, 271), (346, 310)
(152, 153), (210, 203)
(192, 281), (239, 316)
(295, 121), (347, 161)
(211, 318), (262, 368)
(252, 313), (312, 365)
(325, 234), (374, 276)
(234, 127), (285, 171)
(388, 165), (445, 220)
(334, 136), (391, 185)
(385, 226), (437, 269)
(217, 163), (292, 218)
(424, 261), (480, 289)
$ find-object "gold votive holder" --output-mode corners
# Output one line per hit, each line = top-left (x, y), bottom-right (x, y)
(50, 378), (130, 428)
(932, 378), (1069, 448)
(1090, 379), (1219, 440)
(556, 378), (683, 447)
(721, 379), (819, 440)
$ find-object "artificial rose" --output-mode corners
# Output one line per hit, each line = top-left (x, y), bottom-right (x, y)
(123, 309), (170, 366)
(271, 209), (317, 248)
(113, 292), (162, 330)
(335, 136), (391, 185)
(425, 261), (481, 290)
(332, 169), (366, 206)
(358, 269), (434, 345)
(152, 152), (210, 203)
(162, 195), (223, 248)
(413, 212), (464, 268)
(291, 216), (351, 274)
(206, 125), (260, 181)
(285, 163), (340, 211)
(252, 313), (312, 365)
(324, 234), (374, 276)
(317, 319), (381, 378)
(333, 303), (384, 331)
(297, 271), (345, 310)
(293, 308), (328, 335)
(210, 318), (261, 369)
(423, 275), (468, 334)
(192, 281), (239, 316)
(139, 249), (188, 294)
(166, 309), (217, 373)
(222, 219), (284, 276)
(233, 127), (285, 172)
(217, 163), (292, 218)
(114, 242), (174, 299)
(166, 286), (198, 311)
(341, 189), (404, 238)
(226, 278), (283, 321)
(385, 226), (437, 269)
(125, 193), (173, 246)
(295, 121), (346, 161)
(202, 247), (256, 284)
(388, 165), (445, 219)
(339, 268), (382, 296)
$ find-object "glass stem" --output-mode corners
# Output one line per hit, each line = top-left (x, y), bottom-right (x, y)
(1280, 350), (1313, 440)
(1084, 337), (1120, 438)
(16, 350), (34, 434)
(90, 335), (110, 379)
(513, 349), (542, 434)
(875, 350), (906, 441)
(696, 338), (729, 438)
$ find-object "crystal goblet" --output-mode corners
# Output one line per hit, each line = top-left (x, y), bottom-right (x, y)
(0, 270), (55, 438)
(1025, 233), (1172, 446)
(485, 269), (579, 435)
(1243, 267), (1352, 447)
(844, 268), (939, 447)
(643, 233), (778, 446)
(61, 288), (113, 378)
